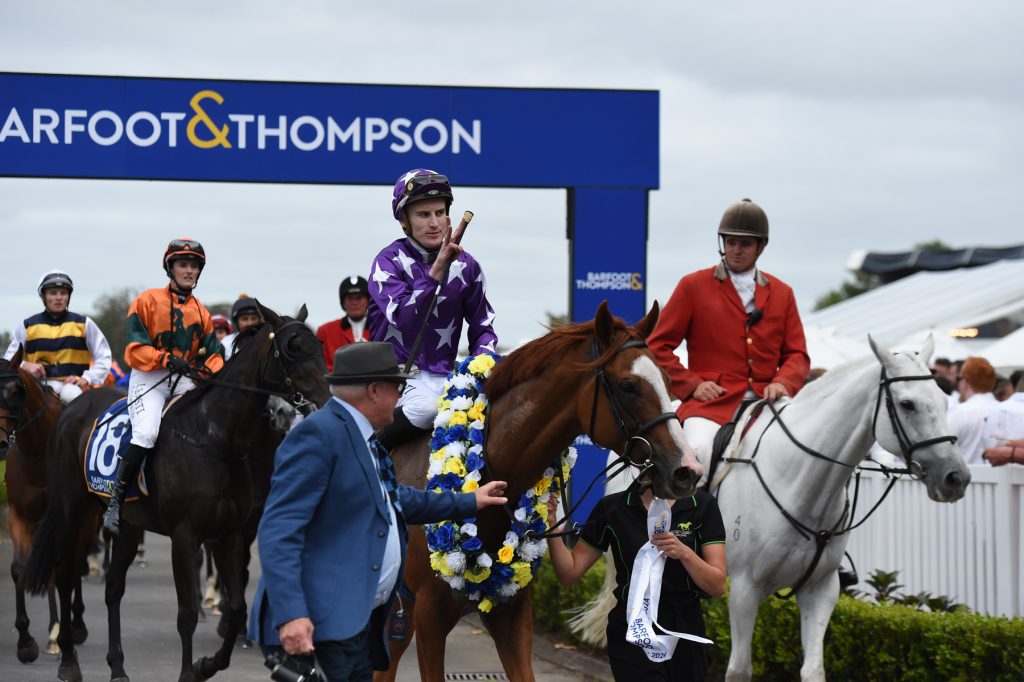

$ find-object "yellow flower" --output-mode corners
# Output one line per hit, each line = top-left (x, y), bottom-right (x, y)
(512, 561), (533, 587)
(497, 545), (515, 564)
(468, 354), (496, 375)
(533, 478), (552, 497)
(443, 458), (467, 477)
(462, 479), (479, 493)
(439, 398), (452, 411)
(467, 406), (483, 422)
(466, 566), (491, 584)
(478, 597), (494, 613)
(430, 551), (443, 572)
(448, 411), (468, 427)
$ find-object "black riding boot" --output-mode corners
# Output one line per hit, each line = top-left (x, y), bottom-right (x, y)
(102, 444), (150, 535)
(375, 408), (430, 453)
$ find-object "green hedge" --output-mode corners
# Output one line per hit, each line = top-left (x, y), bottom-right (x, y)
(533, 555), (1024, 681)
(702, 593), (1024, 681)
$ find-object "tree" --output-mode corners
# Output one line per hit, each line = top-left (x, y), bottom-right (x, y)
(545, 311), (568, 329)
(814, 239), (954, 311)
(90, 288), (139, 367)
(0, 330), (10, 355)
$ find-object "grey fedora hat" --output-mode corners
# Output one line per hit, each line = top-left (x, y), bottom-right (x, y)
(326, 342), (416, 384)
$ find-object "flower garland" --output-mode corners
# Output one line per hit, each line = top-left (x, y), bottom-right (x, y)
(424, 352), (577, 613)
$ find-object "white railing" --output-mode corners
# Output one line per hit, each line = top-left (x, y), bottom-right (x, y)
(844, 465), (1024, 618)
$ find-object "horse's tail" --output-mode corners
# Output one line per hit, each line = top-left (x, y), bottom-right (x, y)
(21, 502), (58, 596)
(566, 549), (617, 648)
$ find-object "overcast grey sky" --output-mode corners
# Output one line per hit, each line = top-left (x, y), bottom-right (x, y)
(2, 2), (1021, 348)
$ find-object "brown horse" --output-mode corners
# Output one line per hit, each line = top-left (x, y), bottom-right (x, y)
(0, 349), (89, 663)
(381, 301), (703, 682)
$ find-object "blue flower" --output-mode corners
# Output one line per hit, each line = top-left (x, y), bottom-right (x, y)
(461, 536), (483, 552)
(528, 517), (547, 535)
(427, 473), (462, 492)
(465, 452), (484, 472)
(517, 493), (532, 510)
(447, 424), (469, 442)
(426, 523), (455, 552)
(469, 428), (485, 445)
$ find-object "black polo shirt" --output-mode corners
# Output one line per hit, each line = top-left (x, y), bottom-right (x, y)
(580, 486), (725, 635)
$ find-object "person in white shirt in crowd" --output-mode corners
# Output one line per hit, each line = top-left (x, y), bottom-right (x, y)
(983, 374), (1024, 466)
(947, 356), (999, 465)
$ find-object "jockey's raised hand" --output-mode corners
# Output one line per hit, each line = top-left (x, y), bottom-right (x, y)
(428, 217), (464, 282)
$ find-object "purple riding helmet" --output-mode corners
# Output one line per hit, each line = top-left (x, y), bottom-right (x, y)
(391, 169), (454, 221)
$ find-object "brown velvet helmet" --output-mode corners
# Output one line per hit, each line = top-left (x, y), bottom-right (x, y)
(718, 198), (769, 244)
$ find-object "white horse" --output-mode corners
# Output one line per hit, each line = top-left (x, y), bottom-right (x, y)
(569, 335), (971, 682)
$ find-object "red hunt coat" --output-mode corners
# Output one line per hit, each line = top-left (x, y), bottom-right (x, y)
(648, 262), (810, 425)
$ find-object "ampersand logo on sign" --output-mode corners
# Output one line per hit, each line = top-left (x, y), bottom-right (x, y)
(186, 90), (232, 149)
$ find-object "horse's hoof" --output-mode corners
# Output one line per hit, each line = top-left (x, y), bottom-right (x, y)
(73, 624), (89, 645)
(46, 640), (61, 655)
(111, 677), (130, 682)
(57, 663), (83, 682)
(192, 656), (215, 681)
(16, 639), (40, 663)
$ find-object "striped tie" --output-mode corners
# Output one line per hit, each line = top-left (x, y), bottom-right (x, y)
(370, 437), (401, 514)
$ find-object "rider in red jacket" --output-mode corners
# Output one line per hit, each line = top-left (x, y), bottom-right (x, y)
(315, 275), (371, 372)
(647, 199), (810, 478)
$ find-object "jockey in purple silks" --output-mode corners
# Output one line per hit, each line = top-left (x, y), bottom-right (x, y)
(369, 169), (498, 451)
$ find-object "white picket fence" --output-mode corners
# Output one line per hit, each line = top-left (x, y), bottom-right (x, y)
(844, 464), (1024, 618)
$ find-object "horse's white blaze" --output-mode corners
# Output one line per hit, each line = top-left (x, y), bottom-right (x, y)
(631, 355), (703, 475)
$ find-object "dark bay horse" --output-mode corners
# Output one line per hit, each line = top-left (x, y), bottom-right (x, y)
(0, 350), (89, 662)
(381, 301), (704, 682)
(23, 304), (330, 682)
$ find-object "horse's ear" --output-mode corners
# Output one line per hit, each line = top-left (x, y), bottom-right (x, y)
(295, 304), (308, 323)
(867, 334), (893, 365)
(632, 300), (661, 340)
(256, 300), (283, 327)
(7, 345), (23, 369)
(918, 333), (935, 365)
(594, 301), (615, 346)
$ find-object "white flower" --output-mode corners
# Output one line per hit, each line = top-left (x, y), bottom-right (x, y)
(468, 591), (481, 601)
(444, 441), (467, 459)
(465, 470), (482, 483)
(498, 582), (519, 597)
(428, 459), (444, 477)
(451, 373), (475, 390)
(448, 576), (465, 591)
(513, 507), (527, 523)
(445, 552), (466, 574)
(519, 540), (547, 563)
(450, 396), (473, 411)
(434, 409), (453, 428)
(564, 447), (578, 468)
(538, 491), (551, 504)
(469, 420), (484, 431)
(477, 553), (492, 568)
(460, 522), (478, 537)
(504, 531), (520, 548)
(469, 444), (484, 456)
(544, 467), (555, 479)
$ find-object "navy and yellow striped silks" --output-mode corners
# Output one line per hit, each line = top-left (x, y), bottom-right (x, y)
(23, 311), (90, 378)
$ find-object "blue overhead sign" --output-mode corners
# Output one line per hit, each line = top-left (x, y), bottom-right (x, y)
(0, 72), (658, 188)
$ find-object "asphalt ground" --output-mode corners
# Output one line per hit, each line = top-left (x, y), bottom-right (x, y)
(0, 519), (611, 681)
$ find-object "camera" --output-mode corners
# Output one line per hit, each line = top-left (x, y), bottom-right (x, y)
(264, 650), (324, 682)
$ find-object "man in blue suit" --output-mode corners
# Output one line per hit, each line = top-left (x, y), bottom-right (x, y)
(251, 342), (508, 681)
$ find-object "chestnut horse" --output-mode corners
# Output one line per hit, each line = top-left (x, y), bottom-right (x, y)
(22, 304), (330, 682)
(380, 301), (703, 682)
(0, 350), (89, 663)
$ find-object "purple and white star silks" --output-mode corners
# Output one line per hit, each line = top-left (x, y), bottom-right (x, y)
(368, 238), (498, 375)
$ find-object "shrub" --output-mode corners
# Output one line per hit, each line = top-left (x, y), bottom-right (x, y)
(531, 554), (606, 645)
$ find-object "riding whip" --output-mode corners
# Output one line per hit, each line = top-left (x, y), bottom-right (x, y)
(403, 210), (475, 374)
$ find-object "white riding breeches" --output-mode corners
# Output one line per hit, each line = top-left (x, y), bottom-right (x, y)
(398, 370), (447, 429)
(44, 378), (83, 405)
(127, 368), (195, 448)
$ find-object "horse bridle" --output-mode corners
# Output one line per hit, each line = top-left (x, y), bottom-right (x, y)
(523, 337), (680, 540)
(0, 367), (52, 456)
(588, 338), (679, 470)
(872, 368), (958, 476)
(191, 320), (321, 412)
(727, 365), (958, 597)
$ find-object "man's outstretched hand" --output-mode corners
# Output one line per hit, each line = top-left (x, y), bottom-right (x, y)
(473, 480), (508, 509)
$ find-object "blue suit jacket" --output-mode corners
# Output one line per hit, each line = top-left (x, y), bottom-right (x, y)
(249, 399), (476, 668)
